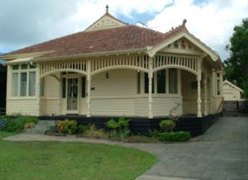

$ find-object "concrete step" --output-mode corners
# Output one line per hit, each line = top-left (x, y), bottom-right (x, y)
(24, 120), (56, 134)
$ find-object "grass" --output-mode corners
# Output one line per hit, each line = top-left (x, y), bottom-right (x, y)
(0, 132), (156, 180)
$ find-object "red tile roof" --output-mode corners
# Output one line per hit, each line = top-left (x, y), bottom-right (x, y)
(6, 23), (187, 58)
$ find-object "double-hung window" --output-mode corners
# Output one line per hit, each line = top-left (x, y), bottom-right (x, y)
(137, 68), (179, 95)
(11, 64), (36, 97)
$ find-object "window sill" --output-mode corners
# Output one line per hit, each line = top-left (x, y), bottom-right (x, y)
(8, 97), (37, 100)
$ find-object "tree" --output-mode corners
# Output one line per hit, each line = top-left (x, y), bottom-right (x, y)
(224, 18), (248, 98)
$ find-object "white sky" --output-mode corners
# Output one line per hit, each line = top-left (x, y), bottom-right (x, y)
(0, 0), (248, 60)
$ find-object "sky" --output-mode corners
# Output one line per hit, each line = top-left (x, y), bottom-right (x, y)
(0, 0), (248, 61)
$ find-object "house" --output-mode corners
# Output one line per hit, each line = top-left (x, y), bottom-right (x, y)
(223, 80), (244, 101)
(0, 6), (224, 134)
(222, 80), (246, 114)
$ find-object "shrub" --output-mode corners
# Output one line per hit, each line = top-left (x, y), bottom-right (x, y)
(149, 129), (160, 139)
(56, 119), (77, 135)
(106, 117), (131, 139)
(158, 131), (191, 142)
(82, 125), (107, 139)
(159, 120), (175, 132)
(5, 118), (17, 132)
(76, 125), (89, 134)
(1, 115), (38, 132)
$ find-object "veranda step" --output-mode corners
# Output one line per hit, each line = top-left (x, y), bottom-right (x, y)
(24, 120), (56, 134)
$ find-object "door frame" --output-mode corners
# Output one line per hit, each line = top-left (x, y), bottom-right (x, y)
(66, 75), (80, 114)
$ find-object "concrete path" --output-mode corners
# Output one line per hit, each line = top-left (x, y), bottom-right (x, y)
(4, 117), (248, 180)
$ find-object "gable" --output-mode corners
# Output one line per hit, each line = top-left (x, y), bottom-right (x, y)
(160, 37), (202, 56)
(85, 14), (127, 32)
(223, 80), (243, 93)
(148, 30), (220, 62)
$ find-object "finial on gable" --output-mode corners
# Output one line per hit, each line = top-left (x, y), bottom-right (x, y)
(182, 19), (187, 26)
(106, 4), (109, 14)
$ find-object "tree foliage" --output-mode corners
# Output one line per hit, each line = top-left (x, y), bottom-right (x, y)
(224, 18), (248, 98)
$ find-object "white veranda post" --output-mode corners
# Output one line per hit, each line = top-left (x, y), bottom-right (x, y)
(148, 56), (153, 119)
(36, 64), (41, 116)
(204, 74), (208, 116)
(87, 60), (91, 117)
(197, 59), (202, 117)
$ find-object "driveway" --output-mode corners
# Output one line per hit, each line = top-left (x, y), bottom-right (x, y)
(4, 117), (248, 180)
(135, 116), (248, 180)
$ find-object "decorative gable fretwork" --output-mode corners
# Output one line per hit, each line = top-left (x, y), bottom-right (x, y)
(85, 15), (126, 32)
(161, 38), (202, 56)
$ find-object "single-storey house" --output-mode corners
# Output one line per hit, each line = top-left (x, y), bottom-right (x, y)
(222, 80), (246, 114)
(223, 80), (244, 101)
(0, 7), (224, 122)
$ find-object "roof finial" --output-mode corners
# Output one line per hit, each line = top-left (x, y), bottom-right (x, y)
(106, 4), (109, 14)
(182, 19), (187, 26)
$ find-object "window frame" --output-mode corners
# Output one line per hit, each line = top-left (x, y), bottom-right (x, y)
(11, 64), (37, 97)
(138, 69), (179, 96)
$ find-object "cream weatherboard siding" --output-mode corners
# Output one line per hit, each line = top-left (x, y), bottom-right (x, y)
(181, 70), (197, 115)
(7, 98), (39, 115)
(152, 96), (182, 116)
(41, 76), (60, 115)
(90, 69), (136, 116)
(223, 80), (243, 101)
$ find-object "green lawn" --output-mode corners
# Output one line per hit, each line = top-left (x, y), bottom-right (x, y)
(0, 132), (156, 180)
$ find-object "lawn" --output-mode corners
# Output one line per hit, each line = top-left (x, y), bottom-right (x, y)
(0, 132), (156, 180)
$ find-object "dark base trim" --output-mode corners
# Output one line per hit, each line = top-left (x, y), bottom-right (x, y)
(39, 112), (222, 137)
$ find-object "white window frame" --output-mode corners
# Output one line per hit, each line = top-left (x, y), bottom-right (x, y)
(138, 69), (180, 96)
(11, 64), (37, 97)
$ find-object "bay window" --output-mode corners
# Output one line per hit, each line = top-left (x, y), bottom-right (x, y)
(11, 64), (36, 97)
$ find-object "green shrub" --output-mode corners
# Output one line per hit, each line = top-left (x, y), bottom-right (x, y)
(1, 115), (38, 132)
(159, 120), (175, 132)
(82, 125), (107, 139)
(149, 129), (160, 139)
(5, 118), (17, 132)
(158, 131), (191, 142)
(76, 125), (89, 134)
(106, 117), (131, 139)
(56, 119), (77, 135)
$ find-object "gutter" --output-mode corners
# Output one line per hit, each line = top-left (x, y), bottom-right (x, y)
(32, 48), (148, 63)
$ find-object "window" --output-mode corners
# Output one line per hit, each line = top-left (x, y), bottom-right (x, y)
(157, 70), (166, 93)
(138, 69), (179, 95)
(11, 64), (36, 97)
(12, 65), (19, 70)
(62, 78), (66, 98)
(29, 72), (36, 96)
(144, 73), (154, 93)
(20, 72), (27, 96)
(137, 72), (140, 94)
(216, 73), (221, 96)
(40, 78), (45, 96)
(21, 64), (28, 69)
(11, 73), (18, 96)
(82, 77), (86, 97)
(217, 79), (220, 95)
(169, 69), (178, 94)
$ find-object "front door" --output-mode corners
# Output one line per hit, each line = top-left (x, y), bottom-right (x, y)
(67, 78), (78, 114)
